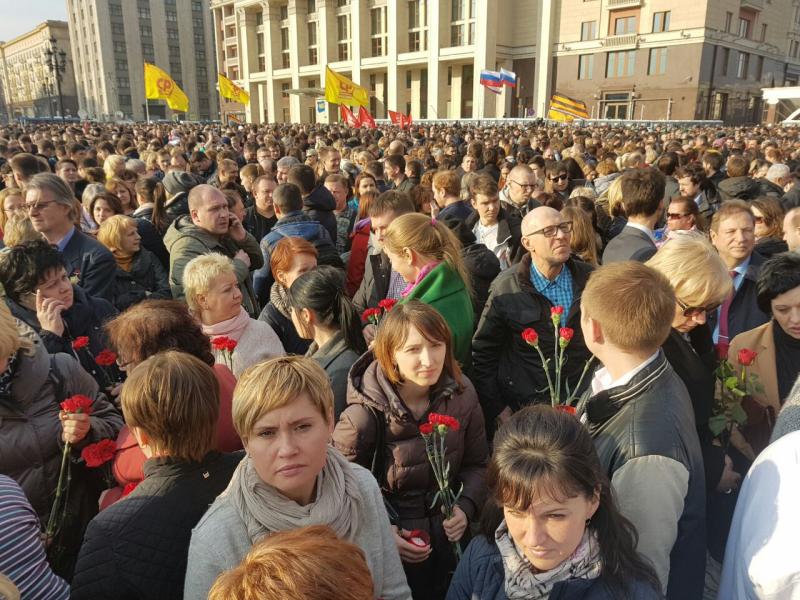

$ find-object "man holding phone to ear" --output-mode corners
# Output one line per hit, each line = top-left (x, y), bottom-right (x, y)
(164, 184), (263, 317)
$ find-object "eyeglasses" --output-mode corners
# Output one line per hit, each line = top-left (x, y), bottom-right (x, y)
(509, 180), (536, 189)
(523, 221), (573, 238)
(666, 212), (690, 220)
(24, 201), (56, 212)
(548, 174), (568, 182)
(676, 298), (721, 318)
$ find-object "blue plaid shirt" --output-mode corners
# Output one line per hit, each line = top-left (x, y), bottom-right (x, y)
(530, 262), (574, 321)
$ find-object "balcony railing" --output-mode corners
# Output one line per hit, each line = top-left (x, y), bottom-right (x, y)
(604, 33), (638, 47)
(607, 0), (642, 8)
(741, 0), (764, 10)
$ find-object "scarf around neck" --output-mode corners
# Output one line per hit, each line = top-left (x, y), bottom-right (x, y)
(401, 260), (441, 297)
(201, 306), (251, 342)
(112, 249), (135, 272)
(269, 282), (291, 318)
(227, 446), (363, 544)
(495, 520), (602, 600)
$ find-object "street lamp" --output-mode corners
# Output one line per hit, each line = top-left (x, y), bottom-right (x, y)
(44, 37), (67, 117)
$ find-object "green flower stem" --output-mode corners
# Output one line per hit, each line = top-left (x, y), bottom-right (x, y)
(565, 356), (596, 407)
(44, 441), (71, 539)
(532, 343), (556, 405)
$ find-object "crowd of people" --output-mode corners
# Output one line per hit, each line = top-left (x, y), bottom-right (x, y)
(0, 119), (800, 600)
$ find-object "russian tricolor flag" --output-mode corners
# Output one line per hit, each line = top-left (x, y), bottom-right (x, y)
(500, 68), (517, 87)
(479, 70), (503, 87)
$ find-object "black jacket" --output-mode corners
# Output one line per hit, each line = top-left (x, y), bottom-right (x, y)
(304, 185), (338, 244)
(472, 255), (594, 425)
(70, 452), (242, 600)
(135, 217), (169, 269)
(717, 176), (760, 202)
(580, 353), (705, 600)
(243, 206), (277, 242)
(109, 249), (172, 312)
(706, 252), (770, 344)
(755, 178), (785, 199)
(163, 192), (190, 230)
(352, 251), (392, 313)
(259, 301), (311, 355)
(61, 228), (116, 301)
(465, 207), (524, 266)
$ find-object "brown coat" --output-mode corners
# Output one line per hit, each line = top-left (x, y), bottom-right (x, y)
(729, 320), (780, 455)
(332, 352), (489, 522)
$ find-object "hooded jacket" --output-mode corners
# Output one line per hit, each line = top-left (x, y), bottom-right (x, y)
(163, 215), (263, 317)
(333, 351), (488, 523)
(304, 185), (338, 244)
(718, 176), (760, 202)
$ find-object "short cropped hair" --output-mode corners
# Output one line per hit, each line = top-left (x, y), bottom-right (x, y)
(726, 156), (748, 178)
(470, 173), (498, 198)
(272, 182), (303, 213)
(10, 153), (43, 181)
(710, 199), (754, 233)
(702, 150), (724, 172)
(646, 232), (732, 307)
(182, 253), (236, 313)
(618, 169), (665, 217)
(756, 253), (800, 314)
(366, 189), (415, 218)
(432, 169), (461, 197)
(233, 356), (334, 440)
(207, 526), (374, 600)
(383, 154), (405, 172)
(581, 261), (675, 353)
(286, 164), (316, 194)
(121, 351), (219, 462)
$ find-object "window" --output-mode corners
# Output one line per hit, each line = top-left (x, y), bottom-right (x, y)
(117, 76), (129, 89)
(712, 92), (728, 120)
(281, 26), (290, 68)
(761, 23), (767, 42)
(113, 41), (126, 54)
(258, 56), (266, 71)
(581, 21), (597, 41)
(192, 1), (202, 11)
(111, 23), (125, 35)
(648, 47), (667, 75)
(652, 11), (670, 32)
(166, 10), (178, 22)
(337, 0), (349, 5)
(755, 55), (764, 80)
(614, 15), (637, 35)
(256, 11), (263, 26)
(308, 0), (316, 13)
(725, 12), (733, 32)
(578, 54), (594, 80)
(450, 0), (476, 46)
(721, 47), (730, 76)
(739, 17), (751, 39)
(168, 29), (180, 42)
(280, 5), (288, 20)
(338, 15), (351, 60)
(141, 24), (152, 38)
(606, 50), (636, 77)
(109, 2), (123, 17)
(257, 34), (264, 55)
(371, 7), (387, 56)
(118, 94), (131, 107)
(409, 0), (427, 51)
(737, 51), (749, 78)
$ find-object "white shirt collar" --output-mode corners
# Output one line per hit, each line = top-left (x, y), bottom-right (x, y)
(626, 221), (656, 242)
(591, 351), (660, 396)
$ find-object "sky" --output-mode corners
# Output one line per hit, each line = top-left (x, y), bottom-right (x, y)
(0, 1), (69, 43)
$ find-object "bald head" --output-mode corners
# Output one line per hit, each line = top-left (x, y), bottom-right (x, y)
(784, 207), (800, 252)
(506, 165), (537, 206)
(188, 185), (230, 235)
(388, 140), (406, 156)
(521, 206), (572, 276)
(522, 206), (562, 235)
(188, 184), (223, 210)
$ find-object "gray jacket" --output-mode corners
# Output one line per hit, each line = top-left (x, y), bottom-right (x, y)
(307, 332), (362, 419)
(183, 461), (411, 600)
(602, 225), (657, 264)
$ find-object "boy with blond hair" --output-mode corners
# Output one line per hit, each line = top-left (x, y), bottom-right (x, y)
(579, 261), (705, 600)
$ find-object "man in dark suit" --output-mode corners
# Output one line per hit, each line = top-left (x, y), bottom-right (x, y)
(602, 168), (665, 264)
(24, 173), (116, 301)
(708, 200), (771, 357)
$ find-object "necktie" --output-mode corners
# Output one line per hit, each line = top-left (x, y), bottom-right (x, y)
(716, 270), (738, 359)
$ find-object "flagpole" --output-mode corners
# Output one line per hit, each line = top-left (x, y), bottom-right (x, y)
(144, 65), (150, 124)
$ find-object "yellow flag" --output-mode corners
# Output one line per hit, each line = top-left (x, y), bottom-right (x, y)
(218, 73), (250, 104)
(324, 66), (368, 107)
(144, 63), (189, 113)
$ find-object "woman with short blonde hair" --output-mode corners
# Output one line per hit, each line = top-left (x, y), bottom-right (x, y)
(185, 356), (411, 600)
(208, 526), (375, 600)
(183, 253), (284, 377)
(96, 215), (171, 311)
(103, 154), (126, 181)
(646, 232), (739, 545)
(383, 212), (473, 367)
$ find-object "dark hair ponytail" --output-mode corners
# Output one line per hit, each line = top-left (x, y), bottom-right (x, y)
(482, 405), (661, 597)
(287, 266), (367, 356)
(136, 177), (168, 234)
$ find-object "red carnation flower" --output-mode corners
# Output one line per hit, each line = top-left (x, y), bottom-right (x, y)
(419, 422), (434, 435)
(361, 307), (382, 322)
(80, 439), (117, 468)
(60, 394), (94, 415)
(521, 328), (539, 346)
(551, 306), (564, 316)
(378, 298), (397, 312)
(559, 327), (574, 342)
(443, 415), (460, 431)
(211, 336), (235, 352)
(737, 348), (757, 367)
(121, 482), (139, 498)
(71, 336), (90, 350)
(555, 405), (577, 415)
(94, 349), (117, 367)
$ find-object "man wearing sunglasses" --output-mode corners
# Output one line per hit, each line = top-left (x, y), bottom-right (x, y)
(473, 206), (594, 433)
(603, 169), (665, 264)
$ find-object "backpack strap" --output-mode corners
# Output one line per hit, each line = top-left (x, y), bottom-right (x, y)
(362, 403), (400, 525)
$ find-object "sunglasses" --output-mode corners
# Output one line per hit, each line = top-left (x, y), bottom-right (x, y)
(549, 174), (568, 182)
(666, 212), (690, 220)
(676, 298), (721, 318)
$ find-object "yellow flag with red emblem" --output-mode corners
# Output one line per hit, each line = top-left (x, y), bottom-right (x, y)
(144, 63), (189, 112)
(324, 65), (369, 107)
(218, 73), (250, 105)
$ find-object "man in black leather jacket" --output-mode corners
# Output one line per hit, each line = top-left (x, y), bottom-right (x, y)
(578, 261), (706, 600)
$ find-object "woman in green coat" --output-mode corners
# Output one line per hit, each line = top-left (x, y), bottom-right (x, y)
(383, 212), (473, 368)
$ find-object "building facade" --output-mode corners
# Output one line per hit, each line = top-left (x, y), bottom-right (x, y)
(212, 0), (800, 125)
(0, 21), (79, 119)
(66, 0), (218, 121)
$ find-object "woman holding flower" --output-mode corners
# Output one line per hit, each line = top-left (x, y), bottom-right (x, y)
(0, 239), (121, 391)
(183, 253), (284, 377)
(446, 405), (661, 600)
(0, 301), (122, 577)
(333, 301), (488, 600)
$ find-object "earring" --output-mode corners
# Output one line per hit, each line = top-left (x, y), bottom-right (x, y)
(585, 518), (592, 526)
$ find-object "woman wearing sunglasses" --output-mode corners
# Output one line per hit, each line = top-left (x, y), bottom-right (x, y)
(657, 196), (705, 246)
(646, 232), (737, 568)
